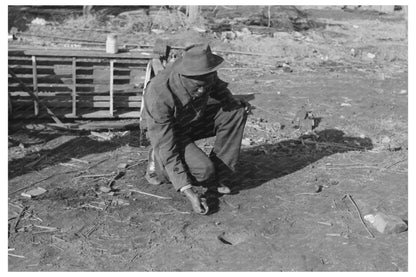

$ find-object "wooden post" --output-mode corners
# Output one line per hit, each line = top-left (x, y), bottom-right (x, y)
(109, 60), (114, 117)
(31, 56), (39, 116)
(72, 57), (77, 116)
(139, 61), (152, 146)
(140, 61), (152, 119)
(267, 6), (271, 27)
(8, 92), (12, 118)
(187, 5), (199, 24)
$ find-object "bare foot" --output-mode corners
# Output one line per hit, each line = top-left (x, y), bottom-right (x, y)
(183, 188), (209, 215)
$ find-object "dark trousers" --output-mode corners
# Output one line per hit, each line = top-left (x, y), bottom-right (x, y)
(159, 104), (247, 190)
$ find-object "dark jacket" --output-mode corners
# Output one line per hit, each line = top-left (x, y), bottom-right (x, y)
(143, 66), (235, 190)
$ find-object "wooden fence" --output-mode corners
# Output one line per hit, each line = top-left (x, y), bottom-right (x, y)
(8, 46), (158, 119)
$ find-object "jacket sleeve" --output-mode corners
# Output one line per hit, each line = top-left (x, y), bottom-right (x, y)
(145, 91), (192, 191)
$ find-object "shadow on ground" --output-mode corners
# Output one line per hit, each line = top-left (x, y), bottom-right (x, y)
(234, 129), (373, 191)
(8, 126), (141, 179)
(203, 129), (373, 213)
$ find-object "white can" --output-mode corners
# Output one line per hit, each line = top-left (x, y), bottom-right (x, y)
(106, 34), (118, 54)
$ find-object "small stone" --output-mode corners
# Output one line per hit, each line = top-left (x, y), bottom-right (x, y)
(399, 89), (407, 94)
(117, 163), (128, 170)
(31, 17), (47, 25)
(381, 136), (391, 145)
(367, 52), (376, 59)
(192, 26), (206, 33)
(99, 186), (112, 193)
(221, 31), (236, 40)
(242, 138), (253, 146)
(151, 29), (164, 35)
(340, 103), (352, 107)
(241, 27), (251, 35)
(364, 212), (407, 234)
(314, 184), (323, 193)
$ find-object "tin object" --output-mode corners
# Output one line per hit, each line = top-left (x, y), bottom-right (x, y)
(106, 34), (118, 54)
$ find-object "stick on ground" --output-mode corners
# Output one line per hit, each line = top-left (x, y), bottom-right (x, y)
(343, 194), (375, 239)
(130, 189), (172, 200)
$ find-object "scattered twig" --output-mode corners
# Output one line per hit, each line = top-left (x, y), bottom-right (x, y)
(75, 172), (116, 179)
(130, 251), (140, 263)
(126, 159), (148, 169)
(8, 253), (25, 258)
(80, 203), (104, 211)
(275, 194), (292, 203)
(326, 164), (407, 174)
(326, 233), (341, 237)
(130, 189), (172, 200)
(25, 155), (48, 168)
(71, 158), (90, 164)
(385, 158), (407, 170)
(52, 235), (66, 243)
(222, 198), (239, 209)
(219, 67), (264, 71)
(33, 224), (58, 231)
(29, 212), (43, 222)
(59, 163), (82, 168)
(12, 206), (28, 233)
(33, 230), (59, 234)
(168, 207), (191, 214)
(325, 163), (376, 167)
(342, 194), (375, 239)
(8, 202), (24, 210)
(107, 170), (123, 187)
(51, 244), (64, 251)
(84, 157), (111, 171)
(303, 140), (365, 150)
(317, 221), (333, 226)
(295, 192), (320, 196)
(9, 170), (78, 196)
(84, 224), (99, 238)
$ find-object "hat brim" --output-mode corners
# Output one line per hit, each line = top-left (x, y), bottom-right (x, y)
(172, 54), (224, 76)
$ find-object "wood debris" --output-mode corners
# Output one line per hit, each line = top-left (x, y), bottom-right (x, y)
(21, 187), (47, 198)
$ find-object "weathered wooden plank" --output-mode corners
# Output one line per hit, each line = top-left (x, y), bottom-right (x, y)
(140, 61), (153, 126)
(109, 60), (114, 116)
(8, 75), (141, 85)
(72, 57), (77, 116)
(24, 49), (155, 60)
(64, 110), (141, 119)
(151, 58), (165, 75)
(9, 83), (142, 91)
(32, 56), (39, 116)
(10, 92), (142, 100)
(77, 120), (140, 131)
(9, 65), (146, 76)
(11, 108), (141, 119)
(12, 100), (141, 109)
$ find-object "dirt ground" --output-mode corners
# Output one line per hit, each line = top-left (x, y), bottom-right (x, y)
(8, 6), (408, 271)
